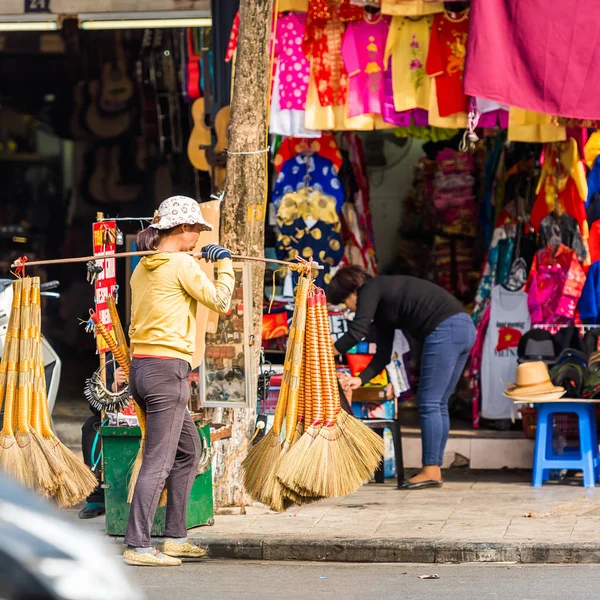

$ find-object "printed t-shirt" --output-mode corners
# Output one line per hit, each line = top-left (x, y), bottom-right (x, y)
(481, 285), (531, 420)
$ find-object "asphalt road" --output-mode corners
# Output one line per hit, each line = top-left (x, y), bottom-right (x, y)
(130, 561), (600, 600)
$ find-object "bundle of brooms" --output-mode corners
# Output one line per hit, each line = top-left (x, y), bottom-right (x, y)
(0, 277), (97, 506)
(242, 275), (384, 512)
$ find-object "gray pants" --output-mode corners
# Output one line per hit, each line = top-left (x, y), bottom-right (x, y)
(124, 357), (200, 548)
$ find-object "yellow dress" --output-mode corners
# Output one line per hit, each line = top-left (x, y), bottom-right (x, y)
(381, 0), (444, 16)
(277, 0), (308, 11)
(507, 108), (566, 143)
(304, 74), (394, 131)
(535, 138), (588, 207)
(384, 15), (433, 112)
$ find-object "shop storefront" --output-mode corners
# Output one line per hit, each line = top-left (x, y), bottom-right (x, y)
(250, 0), (600, 474)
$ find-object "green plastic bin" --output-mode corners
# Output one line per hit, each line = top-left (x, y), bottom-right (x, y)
(100, 424), (214, 536)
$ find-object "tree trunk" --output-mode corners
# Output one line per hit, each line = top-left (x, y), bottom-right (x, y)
(208, 0), (273, 509)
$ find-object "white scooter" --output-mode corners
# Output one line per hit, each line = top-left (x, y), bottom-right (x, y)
(0, 279), (62, 415)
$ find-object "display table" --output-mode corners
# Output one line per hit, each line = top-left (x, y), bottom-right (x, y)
(101, 424), (214, 536)
(508, 400), (600, 488)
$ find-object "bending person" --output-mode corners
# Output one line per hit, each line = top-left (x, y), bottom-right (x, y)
(123, 196), (234, 567)
(328, 266), (475, 490)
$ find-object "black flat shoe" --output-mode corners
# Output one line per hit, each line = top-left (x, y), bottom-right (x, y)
(399, 479), (443, 490)
(78, 504), (105, 519)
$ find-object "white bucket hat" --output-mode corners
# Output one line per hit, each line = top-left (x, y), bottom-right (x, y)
(149, 196), (213, 231)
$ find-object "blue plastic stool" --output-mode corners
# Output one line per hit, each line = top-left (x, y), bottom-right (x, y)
(532, 402), (599, 488)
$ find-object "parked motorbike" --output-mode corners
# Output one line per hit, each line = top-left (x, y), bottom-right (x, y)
(0, 278), (61, 415)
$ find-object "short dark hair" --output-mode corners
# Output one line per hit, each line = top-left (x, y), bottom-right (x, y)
(136, 225), (179, 251)
(327, 266), (372, 305)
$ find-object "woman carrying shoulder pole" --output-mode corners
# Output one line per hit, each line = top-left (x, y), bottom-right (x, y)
(123, 196), (235, 567)
(328, 266), (476, 490)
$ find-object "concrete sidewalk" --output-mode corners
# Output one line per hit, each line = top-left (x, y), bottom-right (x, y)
(69, 471), (600, 564)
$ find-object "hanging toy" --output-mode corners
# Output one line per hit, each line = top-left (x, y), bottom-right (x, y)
(84, 359), (131, 413)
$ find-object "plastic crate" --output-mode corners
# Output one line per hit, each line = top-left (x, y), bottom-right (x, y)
(520, 407), (599, 441)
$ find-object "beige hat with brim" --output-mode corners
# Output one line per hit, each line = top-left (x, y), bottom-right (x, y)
(503, 388), (566, 402)
(504, 380), (565, 397)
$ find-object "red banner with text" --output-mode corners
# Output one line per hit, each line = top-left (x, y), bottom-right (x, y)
(93, 221), (117, 353)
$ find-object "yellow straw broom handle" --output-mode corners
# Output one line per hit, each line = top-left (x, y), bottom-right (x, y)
(306, 291), (323, 426)
(91, 315), (130, 379)
(30, 282), (43, 432)
(1, 278), (22, 435)
(272, 276), (305, 435)
(314, 289), (343, 417)
(0, 280), (22, 414)
(302, 289), (313, 425)
(106, 296), (129, 353)
(297, 356), (305, 425)
(34, 338), (55, 439)
(284, 276), (309, 443)
(16, 278), (33, 434)
(315, 290), (336, 426)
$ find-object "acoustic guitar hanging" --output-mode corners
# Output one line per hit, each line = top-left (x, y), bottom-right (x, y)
(97, 31), (134, 115)
(211, 105), (231, 193)
(188, 29), (212, 171)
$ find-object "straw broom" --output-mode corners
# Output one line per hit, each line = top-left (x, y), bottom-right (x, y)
(0, 278), (24, 483)
(11, 277), (57, 496)
(32, 336), (97, 507)
(276, 287), (326, 497)
(282, 288), (363, 498)
(21, 279), (93, 506)
(241, 271), (310, 508)
(22, 278), (66, 498)
(278, 292), (324, 505)
(268, 275), (310, 510)
(279, 288), (383, 500)
(319, 289), (384, 483)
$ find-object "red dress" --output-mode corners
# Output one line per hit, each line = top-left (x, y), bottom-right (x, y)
(308, 0), (363, 21)
(273, 133), (343, 173)
(304, 20), (348, 107)
(426, 11), (470, 117)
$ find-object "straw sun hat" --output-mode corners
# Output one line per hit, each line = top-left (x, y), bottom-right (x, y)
(504, 361), (565, 401)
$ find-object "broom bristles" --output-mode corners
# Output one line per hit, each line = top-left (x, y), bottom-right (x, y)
(17, 430), (62, 497)
(0, 437), (27, 485)
(338, 411), (385, 477)
(53, 441), (99, 506)
(158, 486), (168, 508)
(127, 440), (145, 503)
(241, 429), (285, 508)
(275, 423), (321, 495)
(126, 440), (168, 507)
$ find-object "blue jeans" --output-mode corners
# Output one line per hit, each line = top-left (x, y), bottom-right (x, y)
(417, 313), (476, 467)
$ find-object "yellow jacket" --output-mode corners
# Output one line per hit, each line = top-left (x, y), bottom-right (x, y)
(129, 253), (235, 363)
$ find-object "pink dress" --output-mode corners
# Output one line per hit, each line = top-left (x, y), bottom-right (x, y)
(464, 0), (600, 120)
(341, 16), (390, 118)
(275, 13), (310, 111)
(527, 245), (586, 325)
